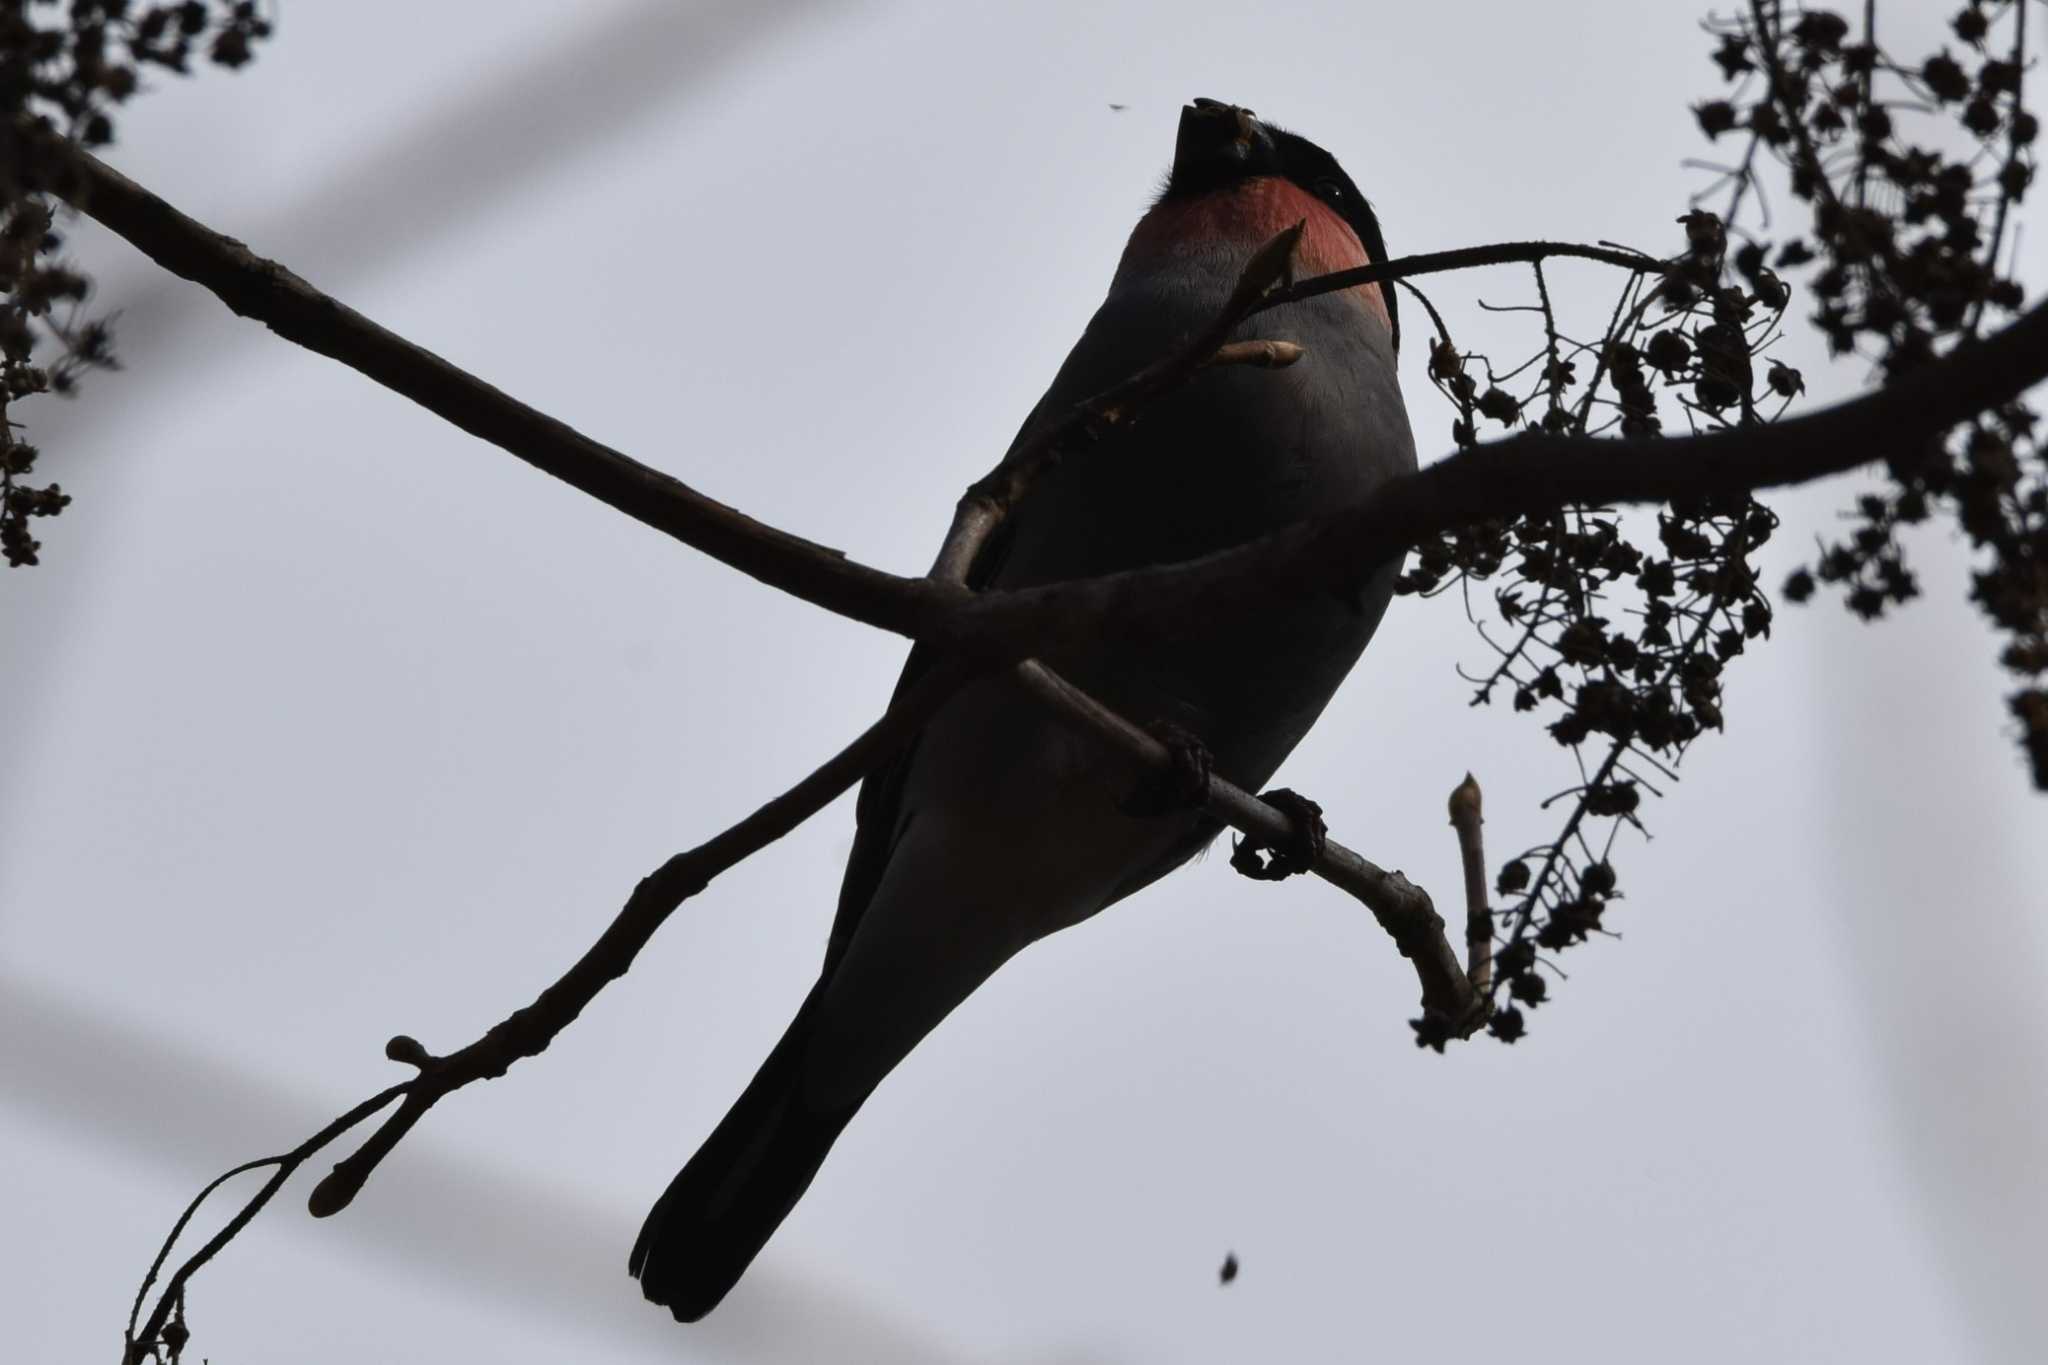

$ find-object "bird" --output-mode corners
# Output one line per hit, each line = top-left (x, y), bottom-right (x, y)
(631, 97), (1415, 1321)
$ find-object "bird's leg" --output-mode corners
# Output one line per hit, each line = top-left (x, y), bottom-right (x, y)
(1228, 788), (1327, 880)
(1118, 718), (1215, 817)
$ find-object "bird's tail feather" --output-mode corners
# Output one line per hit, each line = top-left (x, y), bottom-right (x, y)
(629, 982), (863, 1322)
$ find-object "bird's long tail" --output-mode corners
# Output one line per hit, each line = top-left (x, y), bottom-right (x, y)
(629, 983), (863, 1322)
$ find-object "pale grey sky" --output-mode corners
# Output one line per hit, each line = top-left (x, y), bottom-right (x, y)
(4, 2), (2044, 1362)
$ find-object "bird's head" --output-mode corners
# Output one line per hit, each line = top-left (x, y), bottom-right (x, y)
(1125, 99), (1398, 351)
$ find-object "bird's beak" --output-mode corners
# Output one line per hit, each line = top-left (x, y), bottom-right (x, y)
(1173, 98), (1276, 185)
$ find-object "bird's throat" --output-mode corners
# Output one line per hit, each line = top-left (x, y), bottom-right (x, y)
(1120, 176), (1390, 330)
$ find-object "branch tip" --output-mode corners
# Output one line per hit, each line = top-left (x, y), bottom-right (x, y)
(1448, 772), (1483, 826)
(305, 1170), (355, 1219)
(384, 1034), (433, 1069)
(1448, 772), (1493, 1000)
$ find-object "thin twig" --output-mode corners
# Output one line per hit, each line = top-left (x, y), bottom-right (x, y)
(125, 1083), (412, 1364)
(936, 223), (1308, 580)
(1966, 0), (2027, 339)
(297, 661), (965, 1219)
(1747, 0), (1905, 318)
(1447, 773), (1492, 1000)
(1012, 661), (1479, 1027)
(1252, 240), (1661, 316)
(37, 128), (958, 644)
(1853, 0), (1879, 212)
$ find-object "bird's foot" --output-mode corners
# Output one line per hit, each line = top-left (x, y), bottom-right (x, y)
(1119, 719), (1214, 817)
(1229, 788), (1327, 880)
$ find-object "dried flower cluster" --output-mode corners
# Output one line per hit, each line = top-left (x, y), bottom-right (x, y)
(1408, 0), (2038, 1046)
(1, 0), (271, 565)
(1703, 1), (2042, 788)
(1399, 214), (1786, 1048)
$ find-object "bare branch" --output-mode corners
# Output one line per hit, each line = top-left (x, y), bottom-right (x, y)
(36, 129), (957, 643)
(292, 660), (965, 1221)
(957, 293), (2048, 660)
(1011, 660), (1479, 1027)
(1447, 774), (1491, 1000)
(126, 1084), (411, 1364)
(45, 132), (2048, 673)
(1251, 240), (1660, 316)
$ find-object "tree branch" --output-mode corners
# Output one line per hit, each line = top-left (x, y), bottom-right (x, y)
(54, 132), (2048, 674)
(1447, 773), (1491, 1000)
(125, 1083), (411, 1364)
(35, 139), (1697, 666)
(1009, 661), (1478, 1025)
(1251, 240), (1659, 316)
(290, 660), (965, 1221)
(954, 293), (2048, 658)
(37, 129), (958, 643)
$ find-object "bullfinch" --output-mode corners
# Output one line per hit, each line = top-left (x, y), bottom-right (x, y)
(632, 98), (1415, 1321)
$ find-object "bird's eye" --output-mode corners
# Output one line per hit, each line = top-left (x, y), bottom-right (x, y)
(1314, 177), (1347, 203)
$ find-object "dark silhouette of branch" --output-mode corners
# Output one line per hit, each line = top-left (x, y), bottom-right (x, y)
(1251, 240), (1659, 315)
(120, 662), (963, 1356)
(1448, 774), (1491, 1001)
(954, 294), (2048, 659)
(36, 130), (955, 642)
(125, 1084), (411, 1364)
(1967, 0), (2028, 340)
(290, 661), (964, 1223)
(1010, 660), (1479, 1026)
(31, 139), (1634, 653)
(44, 133), (2048, 675)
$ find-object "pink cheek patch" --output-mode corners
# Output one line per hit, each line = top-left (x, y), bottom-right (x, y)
(1121, 177), (1392, 333)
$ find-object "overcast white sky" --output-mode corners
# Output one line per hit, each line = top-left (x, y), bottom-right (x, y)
(4, 2), (2045, 1362)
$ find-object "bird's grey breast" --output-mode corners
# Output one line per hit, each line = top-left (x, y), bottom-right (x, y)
(984, 251), (1416, 777)
(999, 251), (1409, 582)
